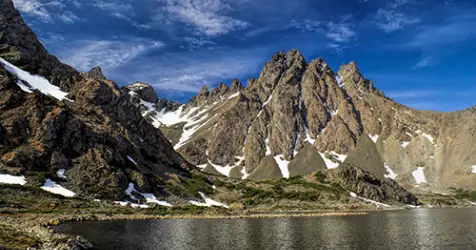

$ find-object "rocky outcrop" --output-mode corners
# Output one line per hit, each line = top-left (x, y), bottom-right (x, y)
(326, 164), (419, 205)
(0, 0), (199, 202)
(82, 66), (106, 80)
(122, 81), (159, 103)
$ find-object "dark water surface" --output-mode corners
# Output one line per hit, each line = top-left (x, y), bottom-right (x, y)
(55, 208), (476, 250)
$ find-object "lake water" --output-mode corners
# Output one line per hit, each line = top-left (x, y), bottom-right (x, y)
(55, 208), (476, 250)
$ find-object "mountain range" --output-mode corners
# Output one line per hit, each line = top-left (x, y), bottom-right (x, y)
(128, 49), (476, 194)
(1, 0), (473, 210)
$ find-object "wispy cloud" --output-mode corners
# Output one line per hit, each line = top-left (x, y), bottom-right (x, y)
(182, 37), (216, 50)
(374, 0), (420, 33)
(413, 56), (434, 68)
(386, 90), (437, 98)
(288, 19), (321, 32)
(157, 0), (250, 36)
(326, 21), (357, 43)
(376, 9), (420, 33)
(58, 11), (81, 24)
(12, 0), (52, 22)
(93, 1), (133, 13)
(55, 39), (164, 72)
(110, 48), (266, 92)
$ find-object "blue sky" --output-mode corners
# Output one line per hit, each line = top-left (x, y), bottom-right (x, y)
(12, 0), (476, 111)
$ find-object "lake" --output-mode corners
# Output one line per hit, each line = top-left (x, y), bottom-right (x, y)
(55, 208), (476, 250)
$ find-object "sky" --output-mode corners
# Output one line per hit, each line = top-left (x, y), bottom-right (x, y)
(12, 0), (476, 111)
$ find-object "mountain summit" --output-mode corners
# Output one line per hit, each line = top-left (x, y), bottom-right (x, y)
(131, 50), (476, 192)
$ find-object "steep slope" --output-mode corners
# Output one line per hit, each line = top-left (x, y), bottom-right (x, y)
(140, 50), (476, 193)
(0, 0), (201, 204)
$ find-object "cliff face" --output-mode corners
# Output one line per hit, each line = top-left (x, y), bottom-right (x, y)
(0, 0), (198, 202)
(136, 49), (476, 193)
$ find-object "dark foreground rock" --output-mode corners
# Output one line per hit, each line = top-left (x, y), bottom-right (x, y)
(326, 164), (420, 206)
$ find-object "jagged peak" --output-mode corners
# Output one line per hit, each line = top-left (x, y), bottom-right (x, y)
(198, 85), (209, 96)
(82, 65), (106, 80)
(230, 78), (244, 91)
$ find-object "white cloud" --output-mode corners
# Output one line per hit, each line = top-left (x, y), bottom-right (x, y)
(386, 90), (437, 98)
(58, 11), (80, 24)
(413, 56), (434, 68)
(326, 22), (357, 43)
(158, 0), (250, 36)
(59, 39), (164, 72)
(110, 48), (265, 92)
(12, 0), (52, 22)
(93, 1), (133, 13)
(288, 19), (321, 32)
(374, 0), (420, 32)
(376, 9), (420, 32)
(183, 37), (216, 50)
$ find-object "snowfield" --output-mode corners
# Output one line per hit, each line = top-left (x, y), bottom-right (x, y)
(350, 192), (391, 208)
(189, 192), (229, 208)
(41, 179), (75, 197)
(383, 163), (398, 180)
(0, 57), (72, 101)
(319, 152), (347, 169)
(274, 154), (290, 179)
(0, 174), (26, 185)
(412, 167), (427, 184)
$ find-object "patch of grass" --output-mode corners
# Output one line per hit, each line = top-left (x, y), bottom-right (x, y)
(450, 187), (476, 201)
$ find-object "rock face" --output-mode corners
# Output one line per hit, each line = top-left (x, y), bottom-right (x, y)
(0, 0), (197, 202)
(326, 164), (419, 205)
(148, 48), (476, 193)
(82, 66), (106, 80)
(122, 82), (159, 103)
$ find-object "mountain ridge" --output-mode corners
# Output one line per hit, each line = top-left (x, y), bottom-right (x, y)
(130, 49), (476, 193)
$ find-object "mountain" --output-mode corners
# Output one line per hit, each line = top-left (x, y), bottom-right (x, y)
(0, 0), (203, 203)
(133, 50), (476, 193)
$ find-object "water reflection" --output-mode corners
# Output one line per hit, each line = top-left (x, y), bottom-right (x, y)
(56, 209), (476, 250)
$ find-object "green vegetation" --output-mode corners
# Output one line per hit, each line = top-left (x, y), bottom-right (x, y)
(450, 188), (476, 202)
(160, 173), (214, 198)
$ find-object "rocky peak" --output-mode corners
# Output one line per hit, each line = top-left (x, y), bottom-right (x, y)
(210, 82), (229, 98)
(338, 61), (381, 96)
(0, 0), (79, 91)
(82, 66), (106, 80)
(122, 81), (159, 103)
(230, 78), (244, 91)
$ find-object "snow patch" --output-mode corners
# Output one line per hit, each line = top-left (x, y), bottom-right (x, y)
(335, 75), (343, 87)
(421, 133), (435, 144)
(274, 155), (290, 179)
(0, 174), (26, 185)
(319, 152), (347, 169)
(350, 192), (391, 208)
(265, 138), (272, 156)
(41, 179), (75, 197)
(208, 160), (234, 177)
(0, 57), (72, 101)
(189, 192), (229, 208)
(262, 94), (273, 107)
(114, 201), (150, 209)
(127, 156), (138, 166)
(412, 167), (427, 184)
(368, 134), (379, 143)
(472, 165), (476, 174)
(56, 169), (67, 179)
(401, 141), (411, 148)
(125, 183), (172, 207)
(227, 92), (240, 99)
(241, 167), (250, 180)
(384, 163), (398, 180)
(304, 126), (316, 145)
